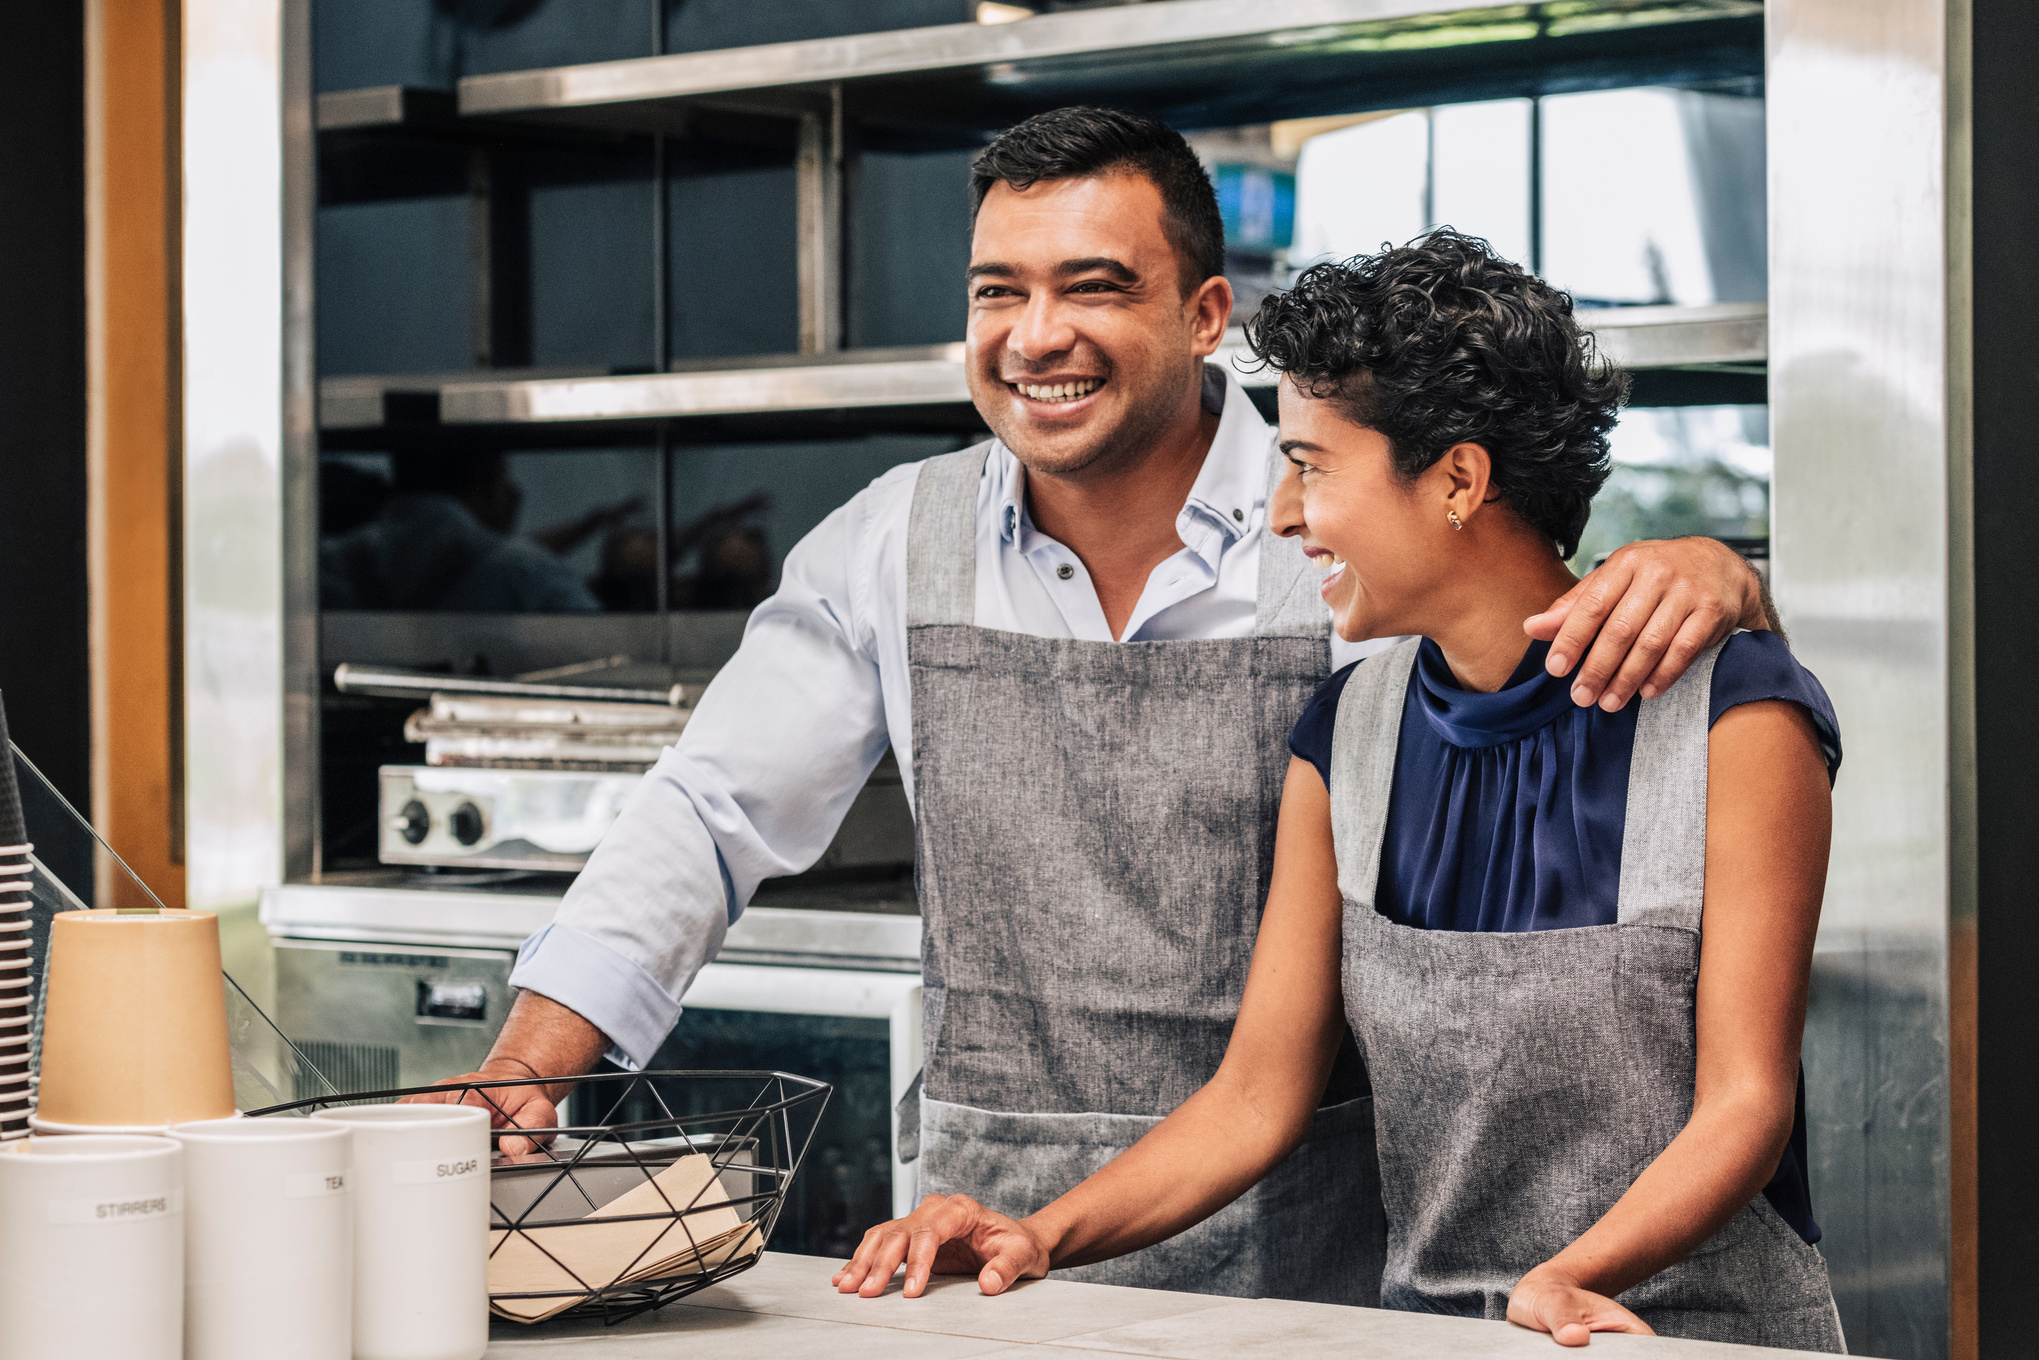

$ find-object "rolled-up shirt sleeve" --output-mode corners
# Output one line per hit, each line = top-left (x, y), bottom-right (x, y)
(509, 467), (908, 1068)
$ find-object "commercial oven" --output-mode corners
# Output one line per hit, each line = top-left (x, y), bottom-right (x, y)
(261, 881), (923, 1251)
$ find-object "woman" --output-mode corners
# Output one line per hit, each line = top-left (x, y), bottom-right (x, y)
(831, 231), (1845, 1351)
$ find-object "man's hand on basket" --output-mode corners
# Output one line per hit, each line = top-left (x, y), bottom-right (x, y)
(400, 990), (611, 1155)
(831, 1194), (1052, 1299)
(401, 1058), (563, 1156)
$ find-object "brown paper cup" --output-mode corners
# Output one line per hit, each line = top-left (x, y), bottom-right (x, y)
(34, 909), (236, 1129)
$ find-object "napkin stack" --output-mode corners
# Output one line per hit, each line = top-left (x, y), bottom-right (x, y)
(488, 1153), (764, 1323)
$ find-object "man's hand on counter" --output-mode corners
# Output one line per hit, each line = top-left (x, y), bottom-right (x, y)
(400, 990), (611, 1156)
(832, 1194), (1052, 1299)
(1524, 535), (1773, 712)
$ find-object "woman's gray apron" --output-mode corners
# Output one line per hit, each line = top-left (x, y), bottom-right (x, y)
(904, 435), (1385, 1304)
(1331, 639), (1844, 1351)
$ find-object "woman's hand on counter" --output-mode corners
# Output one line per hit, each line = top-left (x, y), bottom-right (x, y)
(1506, 1264), (1654, 1347)
(832, 1194), (1052, 1299)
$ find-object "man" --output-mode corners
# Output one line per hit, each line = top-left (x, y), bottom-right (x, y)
(424, 108), (1773, 1304)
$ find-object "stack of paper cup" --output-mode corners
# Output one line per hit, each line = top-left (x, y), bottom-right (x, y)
(0, 1133), (184, 1360)
(322, 1104), (490, 1360)
(172, 1116), (353, 1360)
(32, 908), (235, 1133)
(0, 841), (31, 1139)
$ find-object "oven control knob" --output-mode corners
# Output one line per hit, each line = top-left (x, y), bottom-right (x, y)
(449, 801), (485, 847)
(389, 800), (430, 845)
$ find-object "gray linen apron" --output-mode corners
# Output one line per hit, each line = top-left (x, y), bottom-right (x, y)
(904, 426), (1385, 1304)
(1332, 638), (1845, 1351)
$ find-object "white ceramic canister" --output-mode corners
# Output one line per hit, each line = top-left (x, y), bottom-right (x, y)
(0, 1134), (184, 1360)
(171, 1116), (354, 1360)
(321, 1103), (490, 1360)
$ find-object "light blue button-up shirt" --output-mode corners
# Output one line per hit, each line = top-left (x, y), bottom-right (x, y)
(510, 369), (1391, 1066)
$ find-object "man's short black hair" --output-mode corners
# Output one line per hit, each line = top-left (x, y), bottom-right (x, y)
(971, 106), (1225, 295)
(1245, 229), (1628, 559)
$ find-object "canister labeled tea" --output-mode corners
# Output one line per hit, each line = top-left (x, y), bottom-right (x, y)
(172, 1116), (353, 1360)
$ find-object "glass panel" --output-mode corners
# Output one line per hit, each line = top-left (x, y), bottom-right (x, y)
(319, 450), (660, 614)
(848, 146), (974, 349)
(528, 145), (657, 372)
(2, 743), (339, 1134)
(666, 435), (966, 608)
(666, 140), (801, 363)
(1430, 99), (1532, 268)
(623, 1009), (894, 1258)
(317, 197), (473, 377)
(1282, 87), (1764, 298)
(1541, 87), (1766, 306)
(1571, 404), (1770, 570)
(314, 0), (660, 93)
(1291, 111), (1432, 266)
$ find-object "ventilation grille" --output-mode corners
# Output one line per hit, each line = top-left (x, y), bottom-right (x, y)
(293, 1039), (400, 1103)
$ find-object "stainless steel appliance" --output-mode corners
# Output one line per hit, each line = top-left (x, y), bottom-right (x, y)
(374, 759), (912, 873)
(260, 881), (924, 1248)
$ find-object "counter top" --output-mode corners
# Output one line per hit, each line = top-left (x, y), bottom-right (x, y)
(483, 1252), (1835, 1359)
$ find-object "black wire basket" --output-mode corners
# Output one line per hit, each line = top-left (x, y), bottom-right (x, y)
(249, 1069), (831, 1326)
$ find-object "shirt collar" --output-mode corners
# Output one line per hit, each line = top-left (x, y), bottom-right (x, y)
(994, 363), (1272, 550)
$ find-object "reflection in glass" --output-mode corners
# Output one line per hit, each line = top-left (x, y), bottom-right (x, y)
(1542, 88), (1766, 306)
(1292, 101), (1533, 269)
(1572, 405), (1770, 569)
(665, 435), (965, 605)
(1285, 87), (1764, 304)
(320, 451), (655, 613)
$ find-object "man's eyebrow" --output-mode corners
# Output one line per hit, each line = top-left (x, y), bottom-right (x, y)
(1279, 439), (1326, 456)
(965, 262), (1016, 281)
(1056, 256), (1137, 283)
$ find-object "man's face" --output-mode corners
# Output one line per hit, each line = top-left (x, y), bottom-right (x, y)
(965, 173), (1231, 479)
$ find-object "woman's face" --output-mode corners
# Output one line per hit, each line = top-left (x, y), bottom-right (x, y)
(1270, 379), (1461, 643)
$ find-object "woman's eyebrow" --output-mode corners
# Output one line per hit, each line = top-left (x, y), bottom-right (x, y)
(1279, 439), (1327, 456)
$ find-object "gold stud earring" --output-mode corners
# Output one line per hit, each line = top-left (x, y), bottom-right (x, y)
(1447, 509), (1463, 531)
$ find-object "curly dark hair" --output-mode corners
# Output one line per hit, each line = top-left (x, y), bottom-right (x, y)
(1244, 229), (1627, 558)
(971, 107), (1225, 294)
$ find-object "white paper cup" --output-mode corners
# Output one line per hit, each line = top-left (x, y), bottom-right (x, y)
(321, 1104), (489, 1360)
(170, 1116), (354, 1360)
(0, 1134), (183, 1360)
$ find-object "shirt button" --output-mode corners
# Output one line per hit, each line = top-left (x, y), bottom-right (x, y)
(1056, 564), (1075, 580)
(1232, 508), (1244, 522)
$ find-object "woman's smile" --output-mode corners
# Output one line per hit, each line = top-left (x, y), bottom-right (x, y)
(1305, 545), (1347, 598)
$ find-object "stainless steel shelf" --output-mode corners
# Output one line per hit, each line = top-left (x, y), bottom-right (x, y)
(317, 85), (457, 133)
(455, 0), (1762, 135)
(319, 305), (1765, 433)
(442, 345), (970, 425)
(1573, 301), (1767, 370)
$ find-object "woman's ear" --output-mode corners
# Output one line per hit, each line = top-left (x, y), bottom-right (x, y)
(1438, 442), (1494, 530)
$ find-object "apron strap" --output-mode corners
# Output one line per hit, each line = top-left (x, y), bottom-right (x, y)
(906, 441), (994, 628)
(1328, 638), (1422, 906)
(1615, 638), (1726, 931)
(1255, 447), (1332, 638)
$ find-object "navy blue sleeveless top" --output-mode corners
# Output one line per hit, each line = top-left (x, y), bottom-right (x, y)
(1289, 629), (1841, 1244)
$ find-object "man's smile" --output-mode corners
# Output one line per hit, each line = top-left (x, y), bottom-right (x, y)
(1005, 375), (1107, 407)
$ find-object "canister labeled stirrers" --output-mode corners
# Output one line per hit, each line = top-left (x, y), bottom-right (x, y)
(0, 1134), (184, 1360)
